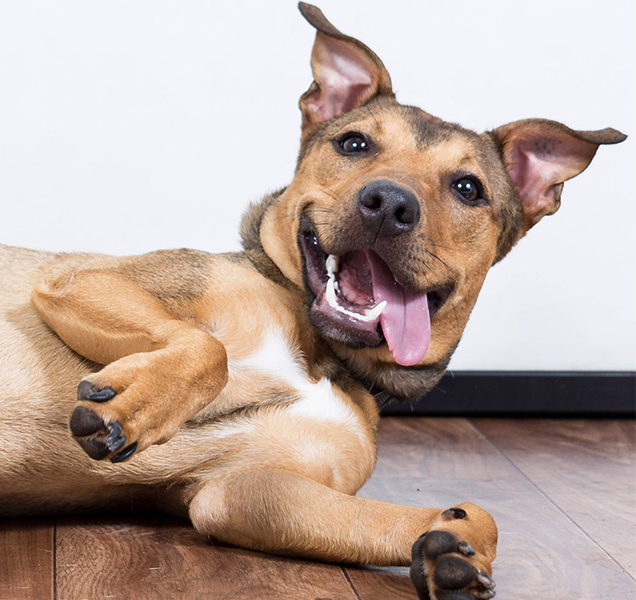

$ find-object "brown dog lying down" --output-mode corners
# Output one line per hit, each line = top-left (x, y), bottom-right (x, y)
(0, 4), (626, 599)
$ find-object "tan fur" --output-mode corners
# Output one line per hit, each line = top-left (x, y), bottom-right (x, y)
(0, 4), (625, 598)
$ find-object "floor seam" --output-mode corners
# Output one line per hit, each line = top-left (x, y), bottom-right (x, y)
(467, 418), (636, 585)
(341, 566), (362, 600)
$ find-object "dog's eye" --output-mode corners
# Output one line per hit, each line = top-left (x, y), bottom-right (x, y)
(451, 177), (485, 205)
(335, 133), (370, 155)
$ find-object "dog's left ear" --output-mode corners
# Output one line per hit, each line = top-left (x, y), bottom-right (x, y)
(490, 119), (626, 231)
(298, 3), (393, 133)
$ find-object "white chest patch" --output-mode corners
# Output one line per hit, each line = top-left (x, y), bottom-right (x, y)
(230, 328), (361, 429)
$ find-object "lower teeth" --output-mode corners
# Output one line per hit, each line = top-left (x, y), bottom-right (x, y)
(325, 254), (386, 322)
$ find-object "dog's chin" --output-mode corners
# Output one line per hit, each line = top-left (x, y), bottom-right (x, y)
(332, 344), (453, 401)
(298, 217), (452, 359)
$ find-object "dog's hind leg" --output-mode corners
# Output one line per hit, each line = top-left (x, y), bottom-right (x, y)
(32, 269), (228, 462)
(190, 469), (498, 600)
(188, 402), (498, 600)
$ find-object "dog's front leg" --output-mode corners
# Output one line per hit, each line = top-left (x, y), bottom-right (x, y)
(32, 269), (228, 462)
(190, 470), (498, 600)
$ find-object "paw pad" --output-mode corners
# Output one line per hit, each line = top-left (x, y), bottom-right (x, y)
(70, 406), (105, 437)
(441, 507), (467, 520)
(421, 530), (461, 559)
(70, 405), (129, 459)
(410, 529), (496, 600)
(77, 437), (110, 460)
(434, 556), (477, 589)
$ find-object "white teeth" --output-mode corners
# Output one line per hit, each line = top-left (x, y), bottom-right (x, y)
(325, 254), (339, 275)
(323, 254), (386, 322)
(326, 275), (338, 306)
(364, 300), (387, 320)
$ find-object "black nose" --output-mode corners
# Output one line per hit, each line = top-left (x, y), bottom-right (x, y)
(357, 180), (420, 238)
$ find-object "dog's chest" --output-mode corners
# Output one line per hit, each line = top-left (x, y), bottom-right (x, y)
(207, 326), (361, 430)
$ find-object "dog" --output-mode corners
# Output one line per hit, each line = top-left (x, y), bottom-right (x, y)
(0, 4), (626, 599)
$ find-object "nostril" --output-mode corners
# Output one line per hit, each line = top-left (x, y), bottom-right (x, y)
(394, 205), (415, 225)
(361, 193), (382, 211)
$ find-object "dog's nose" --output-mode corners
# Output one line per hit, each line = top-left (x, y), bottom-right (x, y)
(357, 180), (420, 238)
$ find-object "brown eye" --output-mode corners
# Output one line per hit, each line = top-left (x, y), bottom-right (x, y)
(335, 132), (370, 155)
(452, 177), (483, 204)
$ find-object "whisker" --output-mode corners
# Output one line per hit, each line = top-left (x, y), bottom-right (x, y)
(424, 249), (458, 278)
(427, 239), (460, 253)
(320, 188), (346, 204)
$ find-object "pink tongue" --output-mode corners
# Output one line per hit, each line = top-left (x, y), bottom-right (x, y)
(366, 252), (431, 367)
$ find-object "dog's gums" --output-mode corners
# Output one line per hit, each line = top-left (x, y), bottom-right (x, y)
(324, 255), (388, 323)
(300, 218), (451, 366)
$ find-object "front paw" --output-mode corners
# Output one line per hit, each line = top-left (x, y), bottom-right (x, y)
(69, 364), (180, 463)
(410, 513), (496, 600)
(70, 381), (141, 462)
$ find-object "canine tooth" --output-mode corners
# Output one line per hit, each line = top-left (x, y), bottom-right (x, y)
(326, 276), (338, 308)
(325, 254), (339, 275)
(364, 300), (387, 320)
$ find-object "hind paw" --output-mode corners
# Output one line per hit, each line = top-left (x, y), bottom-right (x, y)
(410, 526), (496, 600)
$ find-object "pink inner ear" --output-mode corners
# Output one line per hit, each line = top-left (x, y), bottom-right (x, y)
(306, 34), (377, 123)
(507, 131), (597, 221)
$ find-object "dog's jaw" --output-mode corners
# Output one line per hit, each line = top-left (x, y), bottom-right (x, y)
(299, 215), (452, 367)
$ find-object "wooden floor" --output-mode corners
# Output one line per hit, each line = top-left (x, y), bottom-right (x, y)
(1, 418), (635, 599)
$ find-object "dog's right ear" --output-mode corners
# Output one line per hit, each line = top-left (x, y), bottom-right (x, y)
(298, 3), (393, 134)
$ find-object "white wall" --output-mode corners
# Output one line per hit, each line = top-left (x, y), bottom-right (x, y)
(0, 0), (633, 371)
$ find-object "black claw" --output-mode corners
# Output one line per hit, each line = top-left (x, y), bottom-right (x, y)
(105, 422), (126, 452)
(77, 437), (110, 460)
(477, 573), (496, 589)
(70, 406), (105, 437)
(108, 436), (127, 453)
(458, 541), (475, 556)
(441, 507), (467, 520)
(111, 442), (138, 463)
(421, 530), (461, 560)
(88, 387), (116, 402)
(78, 381), (116, 402)
(434, 556), (477, 590)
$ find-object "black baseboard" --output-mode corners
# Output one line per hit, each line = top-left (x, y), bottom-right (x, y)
(381, 371), (636, 417)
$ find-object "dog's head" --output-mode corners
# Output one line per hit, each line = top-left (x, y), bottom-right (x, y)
(247, 3), (626, 399)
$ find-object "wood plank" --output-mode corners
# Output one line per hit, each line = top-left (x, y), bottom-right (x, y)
(344, 418), (636, 600)
(370, 417), (515, 481)
(473, 418), (636, 578)
(0, 517), (54, 600)
(55, 514), (357, 600)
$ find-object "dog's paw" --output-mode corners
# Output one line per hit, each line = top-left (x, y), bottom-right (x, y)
(70, 381), (141, 462)
(69, 362), (181, 463)
(410, 519), (496, 600)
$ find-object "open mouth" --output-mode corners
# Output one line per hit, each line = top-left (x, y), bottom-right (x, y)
(299, 218), (451, 366)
